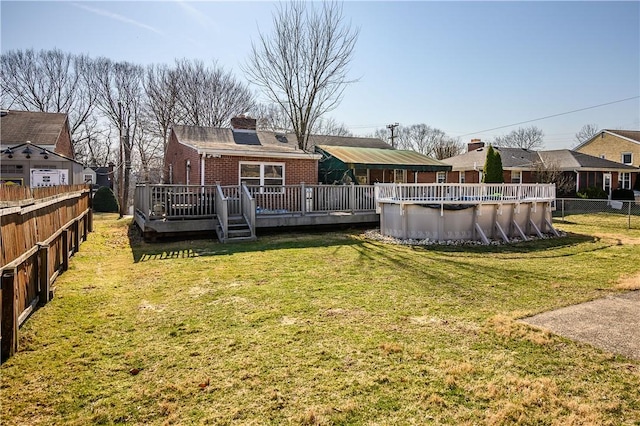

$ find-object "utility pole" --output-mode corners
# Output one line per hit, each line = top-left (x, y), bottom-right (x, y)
(387, 123), (399, 148)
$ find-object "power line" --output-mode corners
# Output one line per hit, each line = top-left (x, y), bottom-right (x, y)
(457, 96), (640, 138)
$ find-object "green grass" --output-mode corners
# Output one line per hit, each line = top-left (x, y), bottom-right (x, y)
(2, 213), (640, 425)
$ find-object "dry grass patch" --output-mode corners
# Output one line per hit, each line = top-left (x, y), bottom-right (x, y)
(615, 271), (640, 290)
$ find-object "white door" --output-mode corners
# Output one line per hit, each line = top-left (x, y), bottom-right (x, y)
(603, 173), (611, 197)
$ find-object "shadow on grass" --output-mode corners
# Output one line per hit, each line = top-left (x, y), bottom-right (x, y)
(127, 221), (364, 263)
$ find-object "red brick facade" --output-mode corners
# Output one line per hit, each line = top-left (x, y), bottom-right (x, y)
(54, 117), (74, 158)
(164, 131), (201, 184)
(202, 156), (317, 186)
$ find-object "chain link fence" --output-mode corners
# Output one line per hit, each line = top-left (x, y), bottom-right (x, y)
(553, 198), (640, 230)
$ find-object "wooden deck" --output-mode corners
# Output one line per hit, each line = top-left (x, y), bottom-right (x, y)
(133, 183), (556, 242)
(133, 183), (379, 241)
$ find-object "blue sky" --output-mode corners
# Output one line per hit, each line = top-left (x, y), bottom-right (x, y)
(1, 1), (639, 149)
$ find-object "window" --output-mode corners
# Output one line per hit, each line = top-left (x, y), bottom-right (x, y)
(393, 169), (406, 183)
(511, 170), (522, 184)
(0, 164), (24, 174)
(459, 172), (465, 184)
(619, 172), (631, 190)
(622, 153), (633, 165)
(436, 171), (446, 183)
(240, 162), (284, 192)
(354, 169), (368, 185)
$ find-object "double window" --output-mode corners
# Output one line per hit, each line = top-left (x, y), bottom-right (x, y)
(619, 172), (631, 190)
(240, 162), (284, 192)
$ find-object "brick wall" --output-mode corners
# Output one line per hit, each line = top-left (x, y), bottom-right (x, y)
(203, 156), (318, 186)
(54, 118), (74, 159)
(164, 131), (201, 184)
(577, 133), (640, 167)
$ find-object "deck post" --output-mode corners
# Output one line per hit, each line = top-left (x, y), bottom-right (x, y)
(301, 183), (306, 216)
(350, 183), (356, 213)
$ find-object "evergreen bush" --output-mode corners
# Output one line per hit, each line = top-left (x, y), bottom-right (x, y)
(483, 145), (504, 183)
(93, 187), (120, 212)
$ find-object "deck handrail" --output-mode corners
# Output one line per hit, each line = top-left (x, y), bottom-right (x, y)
(241, 183), (256, 238)
(215, 184), (229, 238)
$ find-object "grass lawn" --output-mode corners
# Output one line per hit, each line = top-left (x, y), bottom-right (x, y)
(1, 213), (639, 425)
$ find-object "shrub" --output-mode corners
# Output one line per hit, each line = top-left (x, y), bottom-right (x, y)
(576, 186), (607, 199)
(611, 188), (635, 200)
(93, 187), (119, 212)
(483, 145), (504, 183)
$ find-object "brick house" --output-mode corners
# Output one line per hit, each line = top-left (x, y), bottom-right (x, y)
(574, 130), (640, 190)
(165, 117), (451, 187)
(441, 140), (639, 197)
(0, 110), (84, 186)
(165, 117), (322, 187)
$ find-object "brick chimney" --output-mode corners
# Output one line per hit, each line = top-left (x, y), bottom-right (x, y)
(230, 115), (257, 133)
(467, 139), (485, 152)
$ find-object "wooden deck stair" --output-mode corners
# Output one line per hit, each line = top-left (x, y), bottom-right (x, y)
(215, 215), (256, 243)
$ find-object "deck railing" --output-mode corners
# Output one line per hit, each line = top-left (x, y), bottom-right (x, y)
(215, 185), (229, 238)
(134, 183), (556, 223)
(246, 183), (376, 215)
(375, 183), (556, 204)
(241, 184), (256, 238)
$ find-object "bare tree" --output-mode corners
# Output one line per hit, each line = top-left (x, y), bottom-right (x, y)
(493, 126), (545, 150)
(250, 103), (292, 132)
(94, 58), (144, 216)
(244, 1), (359, 150)
(533, 159), (575, 196)
(1, 48), (99, 158)
(431, 137), (464, 160)
(574, 123), (599, 146)
(371, 124), (463, 159)
(144, 63), (180, 158)
(174, 59), (254, 128)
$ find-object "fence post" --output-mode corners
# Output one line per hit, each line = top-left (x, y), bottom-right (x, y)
(629, 201), (632, 230)
(561, 199), (565, 221)
(73, 219), (80, 254)
(1, 268), (18, 362)
(37, 244), (50, 306)
(82, 211), (89, 242)
(62, 229), (69, 271)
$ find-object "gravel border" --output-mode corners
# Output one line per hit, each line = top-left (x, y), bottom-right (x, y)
(361, 229), (567, 246)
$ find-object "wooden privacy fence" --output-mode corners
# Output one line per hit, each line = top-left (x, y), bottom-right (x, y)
(0, 184), (92, 362)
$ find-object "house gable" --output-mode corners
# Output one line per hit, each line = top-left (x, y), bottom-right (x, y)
(575, 130), (640, 167)
(0, 110), (74, 158)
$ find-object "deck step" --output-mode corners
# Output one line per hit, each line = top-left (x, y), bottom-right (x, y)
(215, 215), (256, 243)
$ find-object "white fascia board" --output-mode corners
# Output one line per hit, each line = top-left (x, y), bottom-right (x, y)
(198, 149), (322, 160)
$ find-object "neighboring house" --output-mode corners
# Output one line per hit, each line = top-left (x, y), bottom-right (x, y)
(316, 145), (451, 184)
(1, 110), (84, 187)
(165, 116), (322, 187)
(574, 129), (640, 189)
(442, 141), (639, 196)
(82, 164), (115, 189)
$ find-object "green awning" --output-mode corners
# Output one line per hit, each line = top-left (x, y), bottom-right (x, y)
(317, 145), (451, 171)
